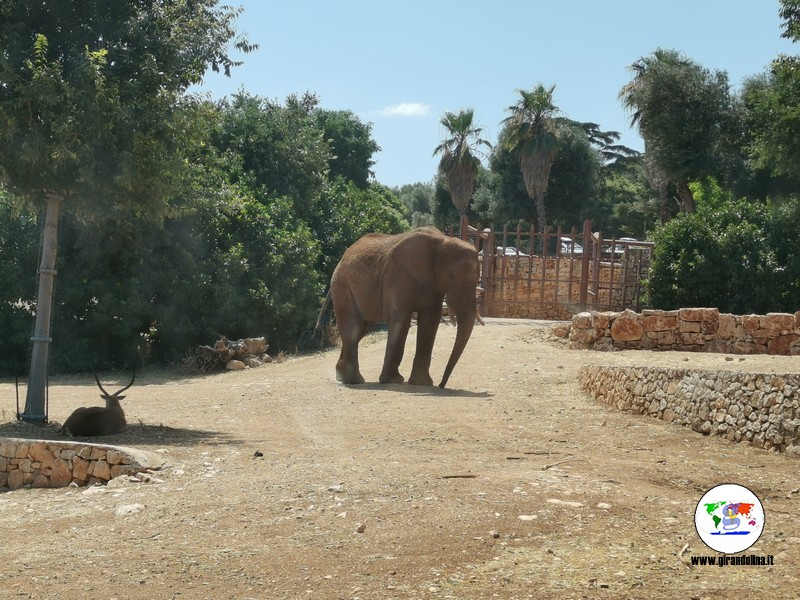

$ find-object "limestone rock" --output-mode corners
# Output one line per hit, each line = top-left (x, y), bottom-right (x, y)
(610, 310), (643, 342)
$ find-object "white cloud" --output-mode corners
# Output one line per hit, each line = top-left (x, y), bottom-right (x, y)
(377, 102), (431, 117)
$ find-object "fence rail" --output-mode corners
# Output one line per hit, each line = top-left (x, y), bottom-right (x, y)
(449, 217), (653, 320)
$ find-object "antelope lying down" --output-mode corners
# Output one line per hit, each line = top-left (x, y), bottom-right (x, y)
(61, 372), (135, 437)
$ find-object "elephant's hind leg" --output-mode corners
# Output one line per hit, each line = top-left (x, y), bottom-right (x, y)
(379, 317), (411, 384)
(336, 319), (370, 384)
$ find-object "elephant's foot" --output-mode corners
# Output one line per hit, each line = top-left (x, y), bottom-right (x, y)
(337, 371), (366, 385)
(408, 369), (433, 386)
(379, 369), (405, 384)
(336, 361), (365, 384)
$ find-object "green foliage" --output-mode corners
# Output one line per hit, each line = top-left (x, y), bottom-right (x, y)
(0, 193), (39, 375)
(316, 109), (380, 188)
(588, 157), (660, 237)
(433, 109), (492, 215)
(396, 182), (436, 227)
(151, 191), (324, 361)
(649, 201), (799, 313)
(0, 81), (397, 374)
(780, 0), (800, 42)
(318, 179), (409, 278)
(620, 49), (735, 211)
(487, 124), (600, 230)
(0, 1), (254, 211)
(688, 177), (734, 210)
(741, 63), (800, 182)
(764, 200), (800, 308)
(213, 92), (331, 221)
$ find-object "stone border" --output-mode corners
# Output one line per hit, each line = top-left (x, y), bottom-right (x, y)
(578, 366), (800, 453)
(569, 307), (800, 355)
(0, 438), (166, 490)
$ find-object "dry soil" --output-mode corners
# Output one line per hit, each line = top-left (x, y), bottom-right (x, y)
(0, 319), (798, 599)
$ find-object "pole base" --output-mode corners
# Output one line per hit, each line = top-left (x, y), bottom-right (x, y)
(17, 413), (49, 424)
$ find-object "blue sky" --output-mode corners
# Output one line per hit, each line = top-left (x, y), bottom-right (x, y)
(194, 1), (795, 188)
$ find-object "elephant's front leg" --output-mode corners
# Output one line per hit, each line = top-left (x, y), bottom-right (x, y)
(408, 304), (443, 386)
(379, 314), (412, 384)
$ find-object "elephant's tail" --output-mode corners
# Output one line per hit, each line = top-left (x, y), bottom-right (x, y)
(312, 289), (333, 345)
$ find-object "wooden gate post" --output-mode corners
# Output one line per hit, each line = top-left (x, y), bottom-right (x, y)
(578, 219), (592, 310)
(480, 227), (494, 318)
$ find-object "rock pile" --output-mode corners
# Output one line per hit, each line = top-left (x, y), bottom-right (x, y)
(188, 336), (272, 372)
(579, 366), (800, 452)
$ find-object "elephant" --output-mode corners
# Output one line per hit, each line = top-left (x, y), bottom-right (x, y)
(330, 226), (480, 388)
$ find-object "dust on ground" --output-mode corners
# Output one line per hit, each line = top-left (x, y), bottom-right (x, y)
(1, 319), (798, 599)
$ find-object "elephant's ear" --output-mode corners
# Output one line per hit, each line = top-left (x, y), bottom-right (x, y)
(434, 238), (480, 293)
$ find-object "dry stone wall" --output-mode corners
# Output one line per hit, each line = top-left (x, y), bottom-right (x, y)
(568, 307), (800, 453)
(579, 366), (800, 453)
(0, 438), (165, 490)
(570, 307), (800, 355)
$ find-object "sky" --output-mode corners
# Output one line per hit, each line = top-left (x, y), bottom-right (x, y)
(193, 1), (796, 188)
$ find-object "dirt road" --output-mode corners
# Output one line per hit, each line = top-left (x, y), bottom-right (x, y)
(1, 319), (798, 599)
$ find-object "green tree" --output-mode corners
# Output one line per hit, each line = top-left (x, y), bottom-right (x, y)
(0, 193), (39, 376)
(213, 92), (330, 221)
(590, 157), (661, 237)
(489, 122), (599, 230)
(741, 56), (800, 183)
(316, 109), (380, 188)
(0, 1), (254, 420)
(619, 49), (734, 214)
(396, 182), (436, 227)
(433, 109), (492, 216)
(501, 84), (564, 233)
(780, 0), (800, 41)
(317, 179), (409, 277)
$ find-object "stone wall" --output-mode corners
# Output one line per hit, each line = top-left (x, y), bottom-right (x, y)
(570, 307), (800, 355)
(0, 438), (165, 490)
(579, 366), (800, 453)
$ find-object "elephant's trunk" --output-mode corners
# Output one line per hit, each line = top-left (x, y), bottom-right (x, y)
(438, 308), (476, 389)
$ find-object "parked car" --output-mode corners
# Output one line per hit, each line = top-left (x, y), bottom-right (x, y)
(559, 237), (583, 255)
(480, 246), (529, 257)
(612, 237), (642, 254)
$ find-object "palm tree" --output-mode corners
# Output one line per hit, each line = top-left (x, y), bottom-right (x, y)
(433, 109), (492, 216)
(502, 84), (564, 233)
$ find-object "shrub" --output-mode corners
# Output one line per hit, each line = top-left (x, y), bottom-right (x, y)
(650, 200), (785, 313)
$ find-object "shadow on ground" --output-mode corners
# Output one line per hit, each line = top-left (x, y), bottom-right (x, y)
(345, 382), (493, 399)
(0, 419), (240, 447)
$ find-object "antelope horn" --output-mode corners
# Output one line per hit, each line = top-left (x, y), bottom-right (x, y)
(114, 372), (136, 397)
(93, 369), (112, 397)
(93, 370), (136, 398)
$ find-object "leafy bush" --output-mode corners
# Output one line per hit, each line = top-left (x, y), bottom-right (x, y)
(650, 200), (797, 313)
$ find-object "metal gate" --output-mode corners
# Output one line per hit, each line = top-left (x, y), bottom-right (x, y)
(452, 218), (653, 320)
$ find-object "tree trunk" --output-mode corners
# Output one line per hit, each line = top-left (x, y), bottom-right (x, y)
(22, 193), (62, 423)
(534, 194), (548, 234)
(675, 180), (696, 213)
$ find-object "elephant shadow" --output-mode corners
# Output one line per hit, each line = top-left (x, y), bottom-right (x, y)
(344, 382), (492, 399)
